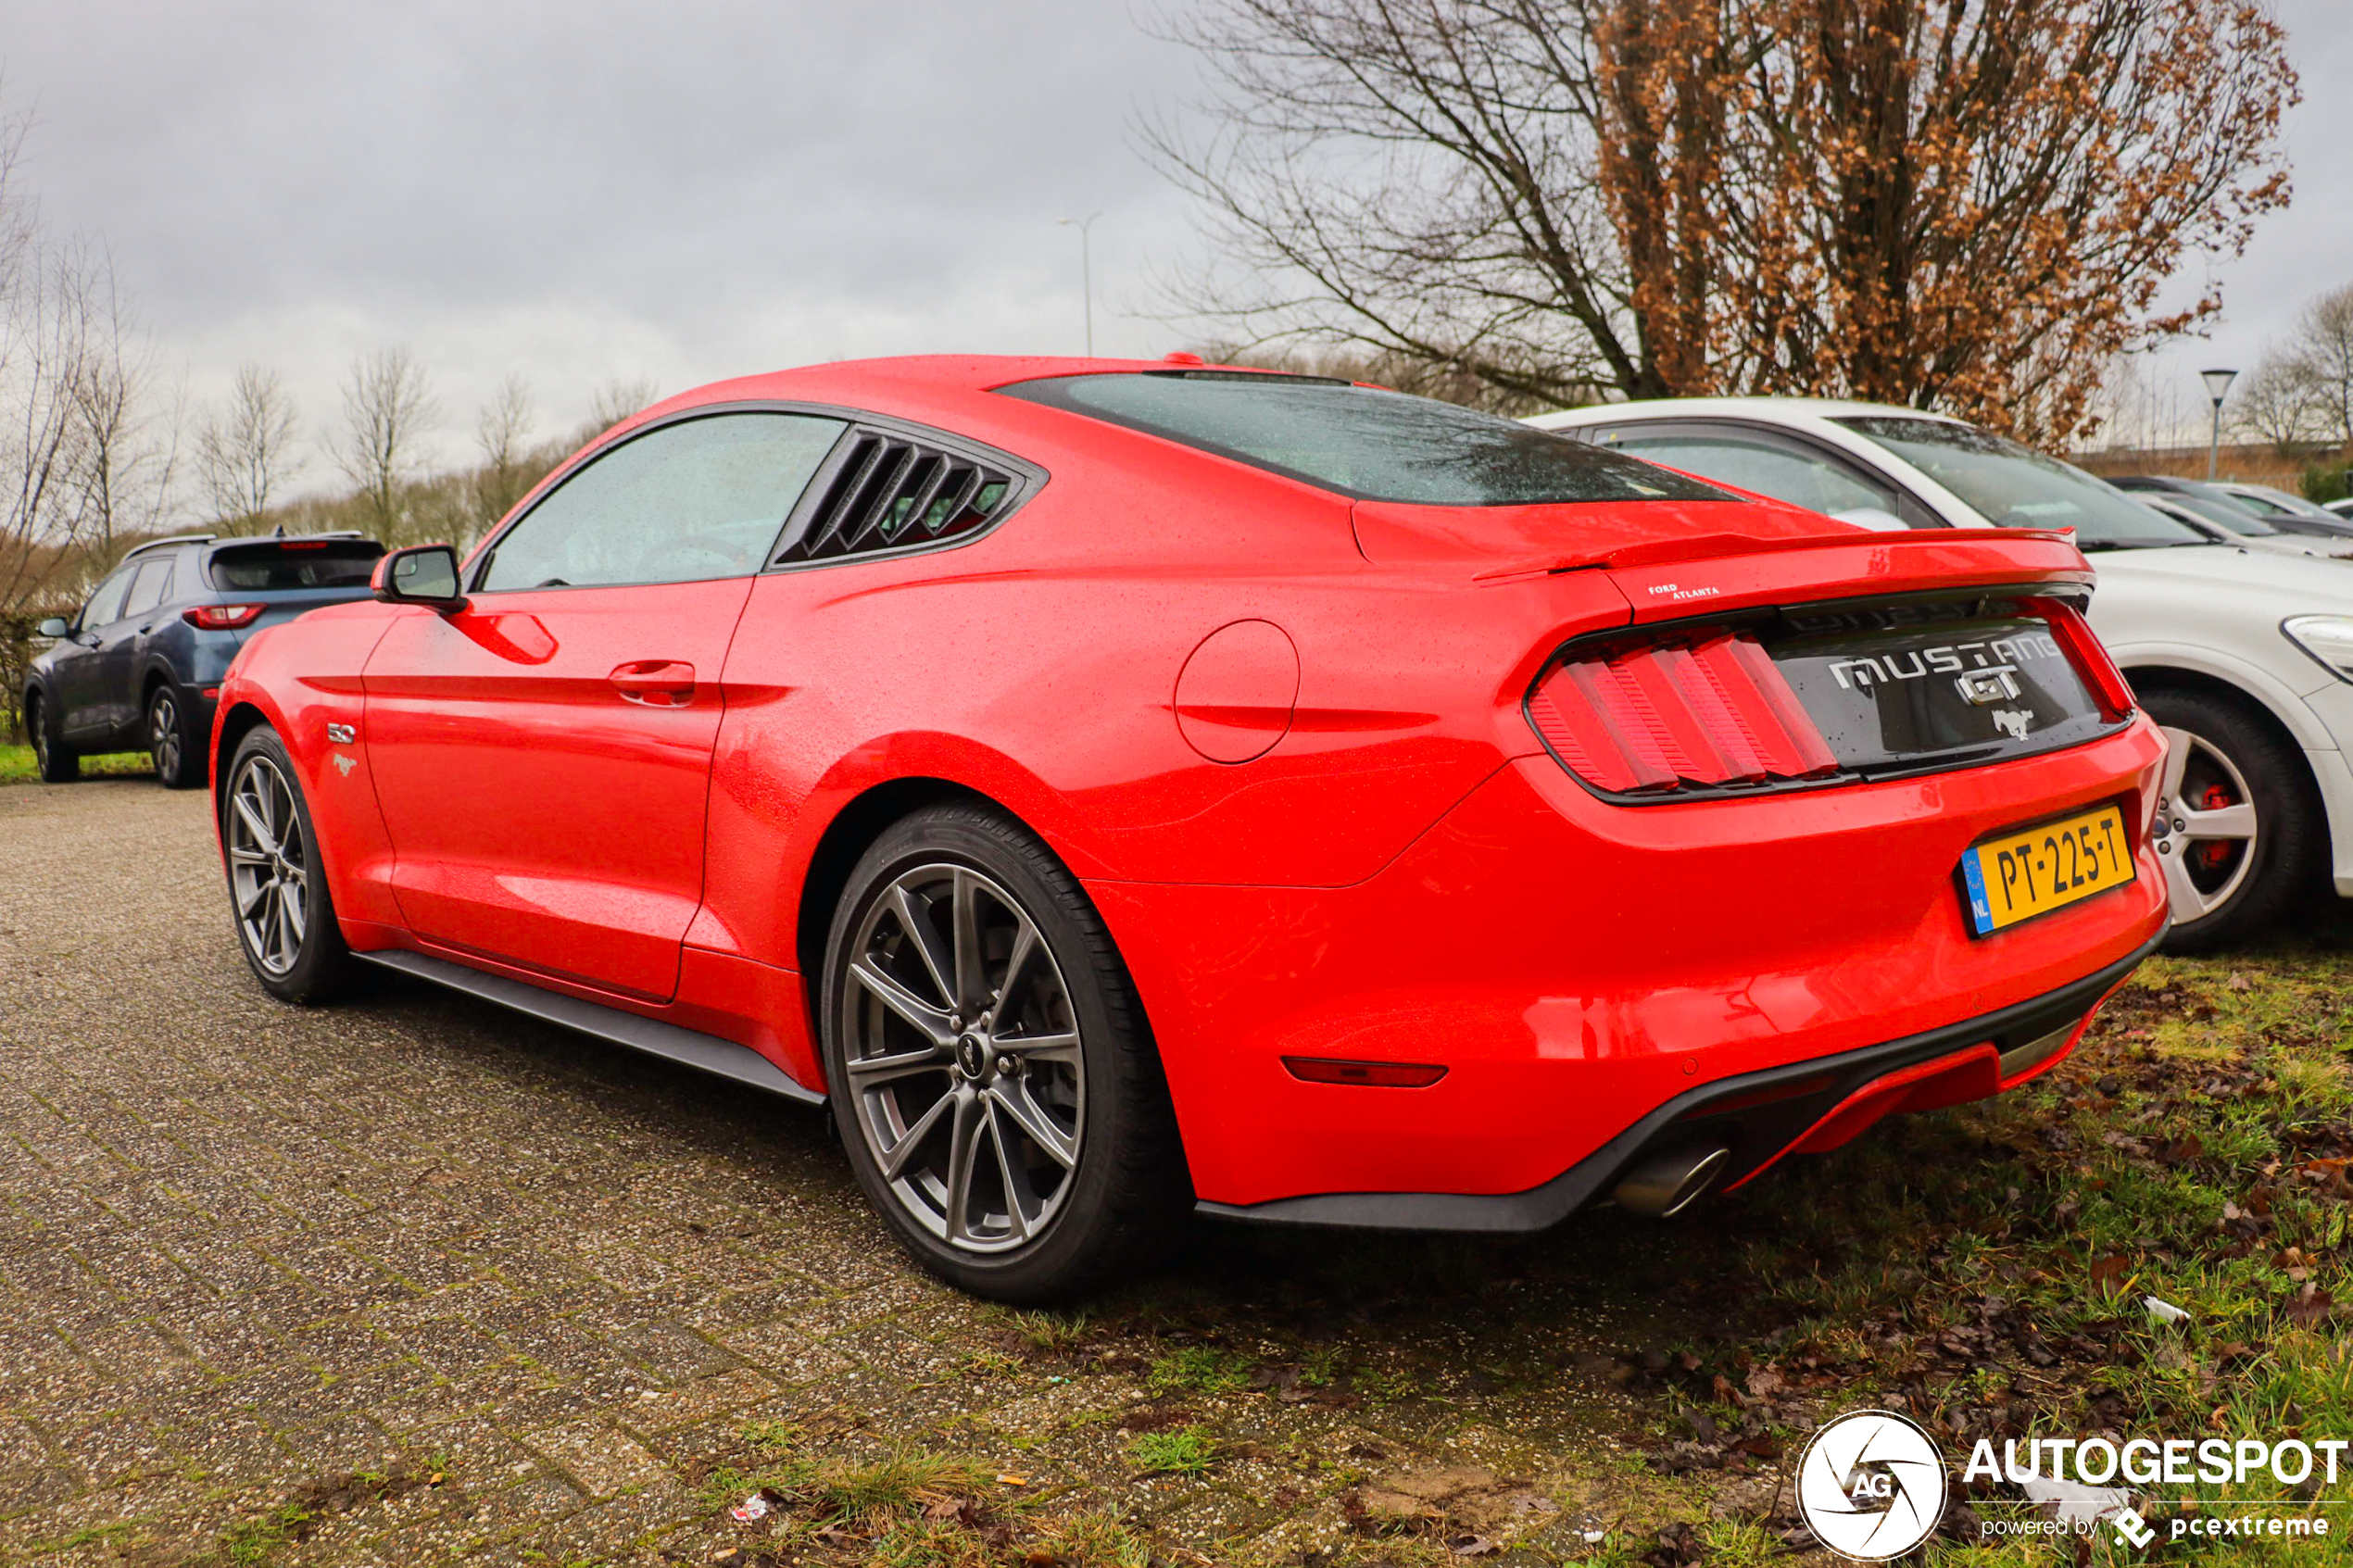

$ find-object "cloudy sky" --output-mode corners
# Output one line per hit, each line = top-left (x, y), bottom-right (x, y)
(0, 0), (2345, 483)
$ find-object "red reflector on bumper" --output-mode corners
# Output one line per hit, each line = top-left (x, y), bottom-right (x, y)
(1282, 1057), (1447, 1088)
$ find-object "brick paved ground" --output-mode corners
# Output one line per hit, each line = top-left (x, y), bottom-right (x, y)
(0, 781), (1743, 1568)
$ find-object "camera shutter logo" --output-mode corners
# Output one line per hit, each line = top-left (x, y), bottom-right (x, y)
(1795, 1410), (1949, 1561)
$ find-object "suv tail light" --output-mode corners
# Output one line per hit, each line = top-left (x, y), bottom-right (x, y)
(184, 603), (265, 630)
(1529, 632), (1839, 794)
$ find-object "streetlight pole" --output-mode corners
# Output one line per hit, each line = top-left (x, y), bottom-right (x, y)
(2201, 368), (2238, 481)
(1058, 211), (1102, 357)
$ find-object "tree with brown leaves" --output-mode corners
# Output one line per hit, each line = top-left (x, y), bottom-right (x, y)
(1151, 0), (2296, 443)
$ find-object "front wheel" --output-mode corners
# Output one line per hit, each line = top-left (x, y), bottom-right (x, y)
(2144, 690), (2320, 951)
(27, 693), (77, 783)
(221, 726), (355, 1002)
(149, 685), (203, 789)
(820, 804), (1187, 1301)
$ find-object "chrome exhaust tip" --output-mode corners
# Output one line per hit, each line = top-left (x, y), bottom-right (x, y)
(1612, 1146), (1731, 1219)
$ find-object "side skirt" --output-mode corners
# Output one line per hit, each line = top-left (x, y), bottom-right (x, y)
(354, 948), (825, 1106)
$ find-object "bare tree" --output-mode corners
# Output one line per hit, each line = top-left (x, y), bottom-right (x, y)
(2283, 286), (2353, 449)
(0, 242), (100, 614)
(330, 347), (437, 536)
(66, 247), (180, 551)
(2233, 356), (2328, 457)
(1150, 0), (2297, 442)
(585, 377), (661, 437)
(471, 374), (536, 534)
(195, 365), (301, 532)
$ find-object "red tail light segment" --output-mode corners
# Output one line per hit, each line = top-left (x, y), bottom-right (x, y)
(183, 603), (265, 630)
(1529, 632), (1840, 795)
(2031, 597), (2136, 720)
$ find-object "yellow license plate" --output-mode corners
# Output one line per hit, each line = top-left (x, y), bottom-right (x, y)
(1960, 804), (2136, 936)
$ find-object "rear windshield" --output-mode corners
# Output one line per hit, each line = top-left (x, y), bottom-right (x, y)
(998, 371), (1730, 506)
(207, 540), (384, 591)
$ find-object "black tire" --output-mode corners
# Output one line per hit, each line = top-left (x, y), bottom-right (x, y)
(148, 684), (203, 789)
(26, 692), (77, 783)
(220, 725), (356, 1002)
(820, 803), (1188, 1301)
(2144, 689), (2321, 952)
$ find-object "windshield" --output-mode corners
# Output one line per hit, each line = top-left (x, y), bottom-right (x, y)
(2227, 483), (2349, 524)
(999, 371), (1731, 506)
(1832, 418), (2208, 547)
(2155, 487), (2284, 537)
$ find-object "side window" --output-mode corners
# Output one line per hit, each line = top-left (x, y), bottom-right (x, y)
(477, 412), (847, 592)
(1608, 432), (1898, 521)
(78, 567), (136, 632)
(121, 558), (174, 621)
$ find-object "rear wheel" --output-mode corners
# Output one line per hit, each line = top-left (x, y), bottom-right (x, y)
(222, 726), (355, 1002)
(27, 693), (77, 783)
(2144, 690), (2319, 951)
(148, 685), (202, 789)
(821, 804), (1186, 1301)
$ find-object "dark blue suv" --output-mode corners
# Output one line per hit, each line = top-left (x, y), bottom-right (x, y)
(25, 532), (384, 787)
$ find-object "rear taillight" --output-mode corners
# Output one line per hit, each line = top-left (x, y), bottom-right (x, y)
(1529, 631), (1840, 795)
(2032, 598), (2135, 720)
(184, 603), (265, 630)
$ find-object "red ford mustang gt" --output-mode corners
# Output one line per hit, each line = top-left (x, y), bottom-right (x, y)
(211, 356), (2168, 1299)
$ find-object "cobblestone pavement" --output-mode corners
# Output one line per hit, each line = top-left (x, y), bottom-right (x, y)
(0, 781), (1734, 1568)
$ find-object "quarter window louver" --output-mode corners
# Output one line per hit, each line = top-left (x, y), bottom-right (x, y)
(773, 432), (1017, 565)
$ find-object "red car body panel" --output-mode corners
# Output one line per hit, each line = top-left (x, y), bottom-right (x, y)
(213, 355), (2169, 1219)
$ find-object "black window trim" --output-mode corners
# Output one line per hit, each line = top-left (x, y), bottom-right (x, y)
(1575, 415), (1948, 531)
(465, 401), (1048, 596)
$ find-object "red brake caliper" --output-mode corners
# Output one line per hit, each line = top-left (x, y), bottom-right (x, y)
(2196, 784), (2235, 871)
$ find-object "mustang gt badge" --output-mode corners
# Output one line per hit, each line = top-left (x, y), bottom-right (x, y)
(333, 753), (357, 776)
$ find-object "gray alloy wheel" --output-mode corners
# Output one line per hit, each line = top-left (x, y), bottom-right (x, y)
(2153, 725), (2259, 924)
(838, 862), (1085, 1253)
(149, 687), (195, 788)
(2144, 688), (2321, 952)
(226, 750), (312, 979)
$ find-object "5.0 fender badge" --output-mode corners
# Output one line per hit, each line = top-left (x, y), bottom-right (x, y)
(333, 753), (357, 776)
(325, 721), (356, 744)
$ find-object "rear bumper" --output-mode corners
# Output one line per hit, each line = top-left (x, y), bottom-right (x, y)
(1095, 717), (2171, 1210)
(1194, 926), (2158, 1232)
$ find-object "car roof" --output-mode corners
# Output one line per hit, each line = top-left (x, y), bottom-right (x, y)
(1529, 395), (1967, 430)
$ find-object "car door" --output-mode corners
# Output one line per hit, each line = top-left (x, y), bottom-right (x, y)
(101, 555), (176, 734)
(361, 409), (848, 1001)
(53, 565), (137, 740)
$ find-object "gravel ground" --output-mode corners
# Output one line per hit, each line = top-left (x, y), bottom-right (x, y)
(0, 780), (1715, 1568)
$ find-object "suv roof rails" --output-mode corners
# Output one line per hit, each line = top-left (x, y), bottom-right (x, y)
(121, 534), (218, 559)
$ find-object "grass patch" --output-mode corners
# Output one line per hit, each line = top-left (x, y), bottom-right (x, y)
(1146, 1344), (1253, 1395)
(1128, 1426), (1216, 1475)
(0, 743), (152, 784)
(1000, 1306), (1094, 1353)
(1615, 941), (2353, 1538)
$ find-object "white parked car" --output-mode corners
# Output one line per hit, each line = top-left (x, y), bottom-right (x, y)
(1528, 398), (2353, 948)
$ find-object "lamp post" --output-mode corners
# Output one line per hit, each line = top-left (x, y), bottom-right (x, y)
(1057, 212), (1102, 357)
(2201, 368), (2238, 481)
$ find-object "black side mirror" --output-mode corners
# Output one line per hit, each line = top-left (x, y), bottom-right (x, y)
(35, 617), (69, 639)
(371, 545), (469, 613)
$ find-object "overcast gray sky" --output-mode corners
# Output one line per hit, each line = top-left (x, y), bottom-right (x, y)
(0, 0), (2345, 480)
